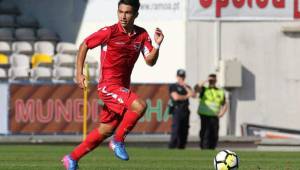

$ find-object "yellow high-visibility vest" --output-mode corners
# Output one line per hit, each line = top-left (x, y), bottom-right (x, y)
(198, 87), (225, 116)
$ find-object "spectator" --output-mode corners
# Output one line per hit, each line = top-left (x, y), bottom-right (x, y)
(168, 69), (194, 149)
(194, 74), (228, 149)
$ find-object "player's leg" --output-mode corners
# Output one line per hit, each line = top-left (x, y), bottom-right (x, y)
(62, 107), (120, 170)
(110, 95), (147, 161)
(113, 97), (147, 142)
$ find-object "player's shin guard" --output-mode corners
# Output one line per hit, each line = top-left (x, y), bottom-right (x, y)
(70, 128), (104, 161)
(114, 111), (141, 142)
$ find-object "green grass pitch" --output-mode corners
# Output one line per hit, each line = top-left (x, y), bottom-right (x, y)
(0, 144), (300, 170)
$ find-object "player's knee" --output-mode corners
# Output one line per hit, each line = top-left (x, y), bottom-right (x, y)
(98, 125), (115, 137)
(131, 99), (147, 116)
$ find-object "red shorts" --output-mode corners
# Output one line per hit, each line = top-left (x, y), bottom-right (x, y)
(97, 84), (138, 123)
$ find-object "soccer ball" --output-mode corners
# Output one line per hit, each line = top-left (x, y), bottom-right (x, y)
(214, 150), (239, 170)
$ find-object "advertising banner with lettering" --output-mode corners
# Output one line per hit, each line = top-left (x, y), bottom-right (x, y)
(189, 0), (300, 20)
(9, 84), (171, 134)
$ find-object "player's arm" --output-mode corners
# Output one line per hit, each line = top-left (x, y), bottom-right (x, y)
(76, 42), (89, 89)
(76, 27), (111, 89)
(144, 28), (164, 66)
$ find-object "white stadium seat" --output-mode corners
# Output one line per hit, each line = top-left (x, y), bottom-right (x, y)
(52, 67), (74, 80)
(53, 53), (75, 67)
(0, 41), (11, 54)
(56, 42), (77, 55)
(31, 67), (52, 81)
(34, 41), (55, 56)
(12, 41), (33, 55)
(0, 68), (7, 80)
(9, 53), (30, 80)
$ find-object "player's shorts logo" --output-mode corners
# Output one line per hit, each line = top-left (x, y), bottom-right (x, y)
(98, 86), (124, 104)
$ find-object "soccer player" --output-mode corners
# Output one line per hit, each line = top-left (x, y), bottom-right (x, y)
(62, 0), (164, 169)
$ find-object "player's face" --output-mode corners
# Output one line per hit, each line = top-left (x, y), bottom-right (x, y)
(118, 4), (138, 29)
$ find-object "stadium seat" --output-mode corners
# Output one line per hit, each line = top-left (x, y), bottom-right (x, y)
(0, 53), (8, 64)
(56, 42), (77, 55)
(0, 41), (11, 54)
(53, 67), (74, 81)
(15, 28), (36, 41)
(16, 15), (39, 28)
(85, 56), (98, 68)
(9, 53), (30, 80)
(12, 41), (33, 55)
(34, 41), (55, 56)
(31, 53), (53, 68)
(0, 14), (15, 27)
(31, 66), (52, 81)
(0, 1), (20, 15)
(53, 53), (75, 67)
(0, 28), (14, 41)
(0, 53), (9, 80)
(88, 67), (97, 82)
(37, 28), (59, 42)
(0, 68), (7, 80)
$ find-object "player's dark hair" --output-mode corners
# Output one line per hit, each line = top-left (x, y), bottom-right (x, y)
(118, 0), (140, 13)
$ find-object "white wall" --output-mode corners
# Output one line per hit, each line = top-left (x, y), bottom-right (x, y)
(0, 84), (9, 134)
(187, 21), (300, 136)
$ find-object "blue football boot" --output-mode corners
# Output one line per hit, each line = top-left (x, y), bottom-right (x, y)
(62, 155), (78, 170)
(109, 140), (129, 161)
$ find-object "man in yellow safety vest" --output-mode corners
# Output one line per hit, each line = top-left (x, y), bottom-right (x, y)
(194, 74), (228, 149)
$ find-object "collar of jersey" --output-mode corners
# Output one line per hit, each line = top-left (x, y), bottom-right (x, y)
(117, 22), (137, 36)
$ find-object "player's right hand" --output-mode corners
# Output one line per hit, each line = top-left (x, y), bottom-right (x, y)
(76, 74), (86, 89)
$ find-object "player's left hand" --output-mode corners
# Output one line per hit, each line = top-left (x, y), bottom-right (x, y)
(154, 28), (164, 45)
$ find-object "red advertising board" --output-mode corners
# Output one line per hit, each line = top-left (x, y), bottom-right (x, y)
(9, 84), (171, 134)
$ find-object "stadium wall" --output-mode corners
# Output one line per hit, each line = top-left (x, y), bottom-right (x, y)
(186, 21), (300, 136)
(0, 84), (9, 134)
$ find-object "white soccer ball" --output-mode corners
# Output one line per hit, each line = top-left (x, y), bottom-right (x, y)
(214, 150), (239, 170)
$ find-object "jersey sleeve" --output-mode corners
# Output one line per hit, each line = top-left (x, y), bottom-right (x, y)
(84, 27), (111, 49)
(141, 32), (153, 58)
(169, 84), (176, 93)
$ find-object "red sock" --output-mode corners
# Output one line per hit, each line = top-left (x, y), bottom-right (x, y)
(114, 111), (141, 142)
(70, 128), (104, 161)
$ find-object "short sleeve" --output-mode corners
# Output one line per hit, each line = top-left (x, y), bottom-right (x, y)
(169, 84), (177, 93)
(141, 32), (153, 58)
(84, 27), (111, 49)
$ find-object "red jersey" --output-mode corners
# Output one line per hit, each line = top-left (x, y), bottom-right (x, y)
(84, 22), (153, 88)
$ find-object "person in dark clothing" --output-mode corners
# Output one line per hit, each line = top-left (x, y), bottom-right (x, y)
(194, 74), (228, 149)
(168, 69), (194, 149)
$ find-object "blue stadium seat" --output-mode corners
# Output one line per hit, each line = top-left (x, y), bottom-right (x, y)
(15, 28), (36, 41)
(16, 15), (39, 28)
(0, 14), (15, 27)
(0, 1), (20, 15)
(0, 28), (14, 41)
